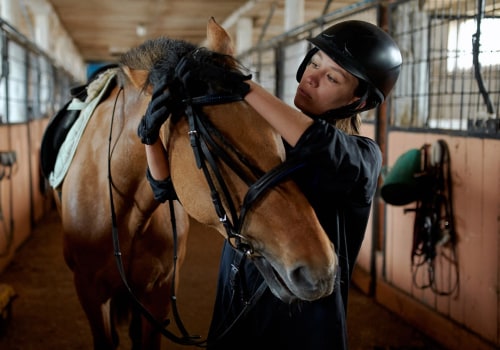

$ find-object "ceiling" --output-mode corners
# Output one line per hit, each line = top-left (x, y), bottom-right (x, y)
(45, 0), (354, 63)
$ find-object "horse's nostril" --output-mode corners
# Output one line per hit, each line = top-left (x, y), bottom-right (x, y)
(288, 261), (336, 297)
(289, 265), (315, 290)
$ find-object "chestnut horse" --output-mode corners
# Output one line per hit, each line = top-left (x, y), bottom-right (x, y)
(44, 18), (337, 349)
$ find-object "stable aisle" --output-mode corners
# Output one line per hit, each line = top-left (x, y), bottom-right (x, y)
(0, 210), (445, 350)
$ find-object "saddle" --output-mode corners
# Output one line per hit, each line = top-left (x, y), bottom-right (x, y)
(40, 64), (118, 179)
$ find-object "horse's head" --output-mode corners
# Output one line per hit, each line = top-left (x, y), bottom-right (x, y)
(120, 17), (337, 303)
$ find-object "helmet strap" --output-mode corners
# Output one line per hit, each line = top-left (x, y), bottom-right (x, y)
(312, 102), (361, 121)
(309, 88), (371, 121)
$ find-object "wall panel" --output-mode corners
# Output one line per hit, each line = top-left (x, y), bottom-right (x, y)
(383, 131), (499, 347)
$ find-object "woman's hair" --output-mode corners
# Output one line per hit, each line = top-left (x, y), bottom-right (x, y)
(329, 78), (365, 135)
(332, 115), (361, 135)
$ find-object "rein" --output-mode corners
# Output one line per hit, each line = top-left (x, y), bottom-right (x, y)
(107, 87), (201, 346)
(107, 82), (306, 346)
(178, 92), (307, 346)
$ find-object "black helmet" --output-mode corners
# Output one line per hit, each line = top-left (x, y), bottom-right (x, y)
(296, 20), (402, 117)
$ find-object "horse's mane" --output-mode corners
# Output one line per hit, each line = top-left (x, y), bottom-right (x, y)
(118, 37), (242, 91)
(119, 37), (196, 89)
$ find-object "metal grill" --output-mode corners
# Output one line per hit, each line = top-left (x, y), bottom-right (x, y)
(389, 0), (499, 137)
(239, 0), (499, 138)
(0, 19), (73, 125)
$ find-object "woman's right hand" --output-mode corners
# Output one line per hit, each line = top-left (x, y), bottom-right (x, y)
(137, 80), (170, 145)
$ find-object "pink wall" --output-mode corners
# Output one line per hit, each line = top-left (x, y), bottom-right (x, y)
(381, 131), (499, 348)
(1, 118), (498, 349)
(356, 123), (377, 274)
(0, 119), (51, 273)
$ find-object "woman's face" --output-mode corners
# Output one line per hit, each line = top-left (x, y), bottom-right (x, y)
(294, 50), (361, 116)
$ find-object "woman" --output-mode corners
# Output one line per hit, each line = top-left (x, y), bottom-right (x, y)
(139, 20), (402, 350)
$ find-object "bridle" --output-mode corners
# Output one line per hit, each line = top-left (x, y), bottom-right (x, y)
(172, 89), (307, 345)
(181, 93), (307, 255)
(107, 66), (306, 346)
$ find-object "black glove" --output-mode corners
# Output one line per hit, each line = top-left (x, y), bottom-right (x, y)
(137, 80), (170, 145)
(174, 55), (251, 98)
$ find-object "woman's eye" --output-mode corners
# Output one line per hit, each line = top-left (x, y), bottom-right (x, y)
(309, 60), (319, 68)
(327, 74), (338, 83)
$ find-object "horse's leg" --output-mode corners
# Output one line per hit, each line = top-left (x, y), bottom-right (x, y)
(129, 307), (142, 350)
(123, 287), (170, 350)
(128, 298), (166, 350)
(126, 263), (172, 350)
(73, 272), (117, 349)
(126, 203), (189, 349)
(146, 280), (172, 349)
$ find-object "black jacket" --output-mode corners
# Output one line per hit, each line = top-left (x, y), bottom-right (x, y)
(207, 120), (382, 350)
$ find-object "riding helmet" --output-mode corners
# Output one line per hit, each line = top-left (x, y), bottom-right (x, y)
(296, 20), (402, 117)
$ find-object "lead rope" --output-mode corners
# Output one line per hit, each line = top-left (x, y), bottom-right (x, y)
(182, 98), (271, 347)
(107, 82), (309, 346)
(167, 198), (201, 340)
(106, 86), (266, 348)
(107, 87), (201, 346)
(180, 93), (313, 347)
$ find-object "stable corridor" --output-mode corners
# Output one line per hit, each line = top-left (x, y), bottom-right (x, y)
(0, 209), (445, 350)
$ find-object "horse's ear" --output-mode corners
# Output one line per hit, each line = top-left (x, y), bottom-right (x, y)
(122, 66), (150, 91)
(206, 17), (234, 56)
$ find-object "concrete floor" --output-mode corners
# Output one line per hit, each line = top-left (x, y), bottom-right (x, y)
(0, 209), (446, 349)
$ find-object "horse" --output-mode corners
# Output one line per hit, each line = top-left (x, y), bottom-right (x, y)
(42, 17), (337, 349)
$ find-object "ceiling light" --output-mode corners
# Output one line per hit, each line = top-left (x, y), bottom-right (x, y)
(136, 24), (147, 37)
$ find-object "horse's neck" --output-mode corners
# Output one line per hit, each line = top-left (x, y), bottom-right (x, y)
(189, 102), (286, 184)
(207, 103), (285, 169)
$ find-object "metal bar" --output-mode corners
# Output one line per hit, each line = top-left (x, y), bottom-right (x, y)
(472, 0), (495, 114)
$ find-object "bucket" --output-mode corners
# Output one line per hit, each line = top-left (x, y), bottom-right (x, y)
(381, 148), (423, 206)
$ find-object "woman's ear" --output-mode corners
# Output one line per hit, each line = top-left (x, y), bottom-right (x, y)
(348, 96), (366, 110)
(356, 100), (367, 110)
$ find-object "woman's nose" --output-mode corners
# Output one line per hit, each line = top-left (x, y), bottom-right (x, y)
(306, 70), (321, 87)
(304, 72), (319, 87)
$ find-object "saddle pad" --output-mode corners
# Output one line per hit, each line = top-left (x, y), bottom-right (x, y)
(49, 68), (119, 189)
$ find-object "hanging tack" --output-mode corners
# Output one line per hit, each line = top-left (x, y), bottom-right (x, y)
(430, 140), (443, 167)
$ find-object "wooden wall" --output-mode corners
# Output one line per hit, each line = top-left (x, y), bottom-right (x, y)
(356, 123), (377, 276)
(1, 119), (499, 350)
(354, 130), (499, 350)
(0, 119), (52, 273)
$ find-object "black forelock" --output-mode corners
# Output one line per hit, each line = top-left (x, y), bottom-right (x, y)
(119, 37), (198, 87)
(150, 47), (239, 88)
(120, 36), (244, 96)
